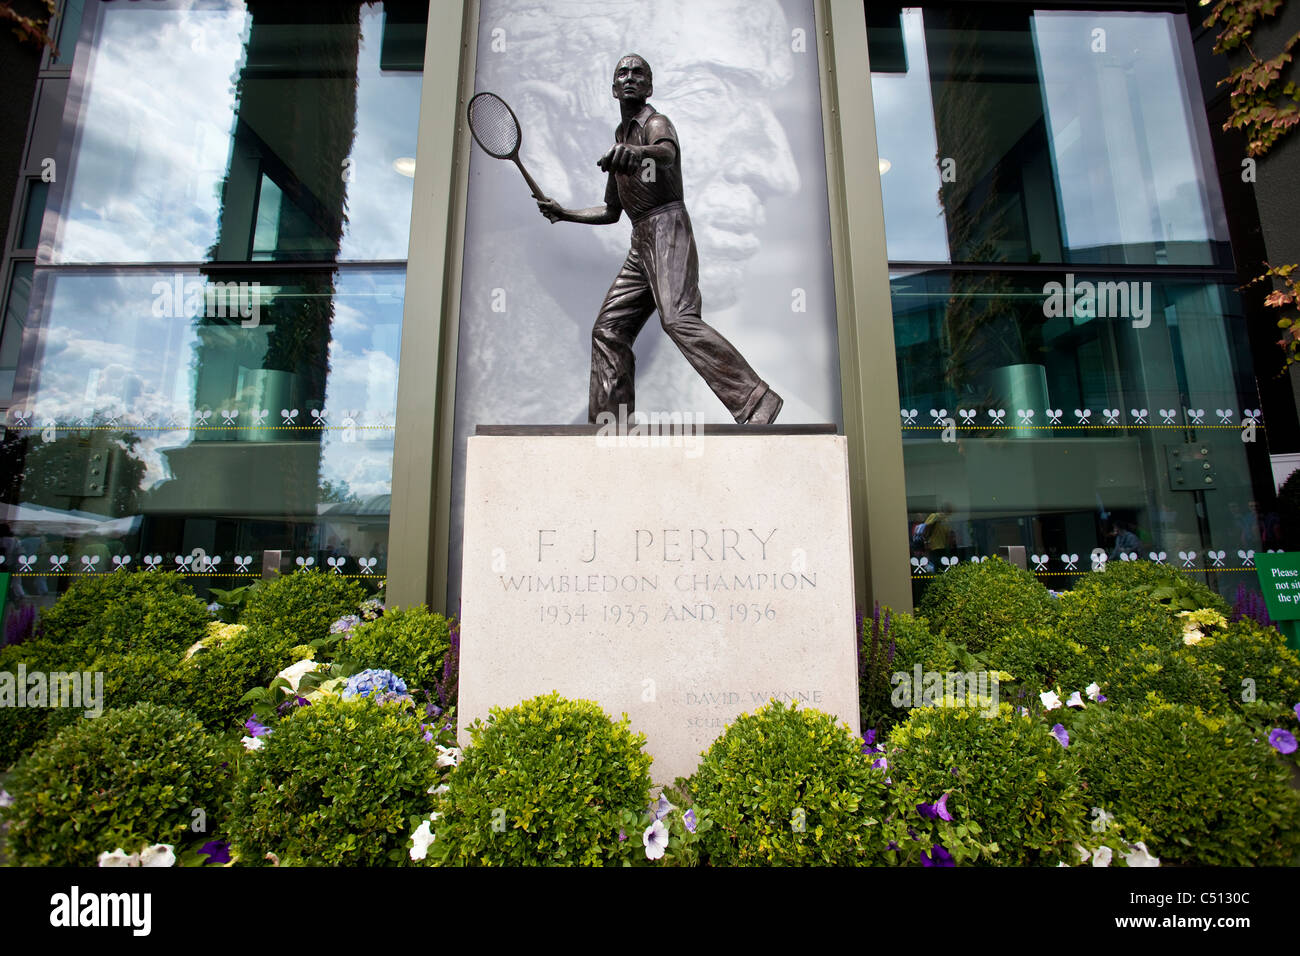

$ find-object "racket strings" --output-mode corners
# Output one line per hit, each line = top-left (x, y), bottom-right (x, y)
(469, 94), (520, 157)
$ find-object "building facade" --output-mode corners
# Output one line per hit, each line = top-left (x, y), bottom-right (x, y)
(0, 0), (1294, 629)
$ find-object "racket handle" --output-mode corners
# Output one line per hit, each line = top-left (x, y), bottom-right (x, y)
(513, 156), (548, 200)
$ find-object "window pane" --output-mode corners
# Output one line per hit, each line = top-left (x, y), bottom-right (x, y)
(0, 263), (35, 401)
(894, 270), (1268, 602)
(45, 1), (423, 264)
(6, 267), (403, 586)
(870, 8), (1231, 267)
(20, 181), (49, 250)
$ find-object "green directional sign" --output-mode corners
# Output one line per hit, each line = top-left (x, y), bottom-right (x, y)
(1253, 552), (1300, 650)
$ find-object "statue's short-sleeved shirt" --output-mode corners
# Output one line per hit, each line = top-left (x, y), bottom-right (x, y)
(603, 102), (684, 222)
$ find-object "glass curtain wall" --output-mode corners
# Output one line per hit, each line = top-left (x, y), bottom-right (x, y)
(870, 6), (1272, 601)
(1, 1), (426, 621)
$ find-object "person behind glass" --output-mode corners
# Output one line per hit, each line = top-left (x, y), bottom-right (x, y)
(537, 54), (784, 425)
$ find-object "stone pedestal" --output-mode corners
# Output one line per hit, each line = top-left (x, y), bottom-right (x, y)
(457, 425), (860, 783)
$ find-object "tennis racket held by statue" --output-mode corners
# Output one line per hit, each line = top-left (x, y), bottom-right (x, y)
(467, 91), (549, 200)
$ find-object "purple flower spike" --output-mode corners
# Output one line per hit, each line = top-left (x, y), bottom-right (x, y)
(1269, 728), (1298, 755)
(1050, 723), (1070, 748)
(936, 792), (952, 822)
(921, 844), (955, 867)
(244, 716), (270, 737)
(198, 840), (232, 865)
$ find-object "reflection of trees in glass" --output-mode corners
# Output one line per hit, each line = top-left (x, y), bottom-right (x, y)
(16, 432), (146, 516)
(929, 10), (1030, 402)
(318, 477), (359, 505)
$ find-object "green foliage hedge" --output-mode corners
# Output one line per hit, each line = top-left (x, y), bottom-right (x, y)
(428, 692), (652, 866)
(691, 700), (889, 866)
(1071, 702), (1300, 866)
(886, 705), (1092, 865)
(1, 702), (230, 866)
(1187, 618), (1300, 718)
(36, 572), (209, 660)
(229, 696), (441, 866)
(174, 624), (302, 732)
(343, 606), (452, 693)
(1073, 560), (1229, 615)
(984, 625), (1092, 696)
(917, 558), (1057, 652)
(1054, 585), (1181, 670)
(239, 570), (365, 647)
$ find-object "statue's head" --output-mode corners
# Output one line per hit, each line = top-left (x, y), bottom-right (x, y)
(612, 54), (653, 103)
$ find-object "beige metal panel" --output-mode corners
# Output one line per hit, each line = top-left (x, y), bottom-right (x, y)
(820, 0), (912, 611)
(387, 1), (474, 612)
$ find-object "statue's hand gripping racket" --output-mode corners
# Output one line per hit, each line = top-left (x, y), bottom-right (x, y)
(467, 92), (551, 202)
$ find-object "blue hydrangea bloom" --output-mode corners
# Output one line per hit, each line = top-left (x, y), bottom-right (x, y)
(342, 668), (408, 700)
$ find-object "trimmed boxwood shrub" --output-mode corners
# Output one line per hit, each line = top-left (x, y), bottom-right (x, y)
(229, 696), (441, 866)
(917, 558), (1057, 652)
(1102, 644), (1224, 713)
(1071, 701), (1300, 866)
(985, 625), (1092, 696)
(885, 704), (1092, 865)
(1, 702), (231, 866)
(1187, 618), (1300, 718)
(35, 571), (209, 659)
(428, 692), (653, 866)
(174, 623), (303, 732)
(690, 700), (889, 866)
(238, 570), (365, 647)
(1054, 586), (1181, 671)
(1072, 559), (1229, 615)
(343, 607), (452, 693)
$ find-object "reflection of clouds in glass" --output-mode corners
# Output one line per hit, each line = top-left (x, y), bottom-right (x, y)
(50, 4), (421, 265)
(51, 7), (249, 263)
(871, 8), (948, 263)
(1033, 12), (1225, 254)
(338, 7), (422, 261)
(21, 270), (404, 498)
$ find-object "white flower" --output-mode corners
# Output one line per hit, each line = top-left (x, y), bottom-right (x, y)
(275, 658), (324, 692)
(1091, 845), (1113, 867)
(1085, 682), (1102, 702)
(410, 819), (436, 861)
(0, 789), (13, 808)
(241, 735), (264, 751)
(643, 820), (669, 861)
(1182, 629), (1204, 646)
(428, 783), (450, 795)
(98, 848), (140, 867)
(1040, 690), (1062, 711)
(1123, 842), (1161, 867)
(139, 844), (176, 867)
(435, 745), (462, 768)
(1066, 691), (1086, 708)
(1015, 706), (1029, 717)
(1074, 843), (1090, 863)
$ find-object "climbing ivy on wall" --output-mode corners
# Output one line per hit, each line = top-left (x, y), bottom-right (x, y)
(1206, 0), (1300, 366)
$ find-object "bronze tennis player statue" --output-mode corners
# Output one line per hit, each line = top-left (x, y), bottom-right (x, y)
(536, 54), (784, 425)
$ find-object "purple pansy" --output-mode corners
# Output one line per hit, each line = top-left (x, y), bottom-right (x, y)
(921, 843), (955, 867)
(1269, 728), (1298, 755)
(198, 840), (232, 865)
(1050, 723), (1070, 748)
(935, 792), (952, 821)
